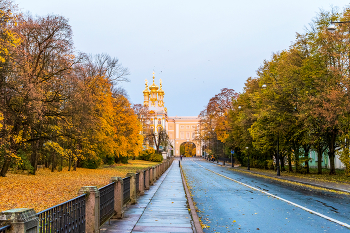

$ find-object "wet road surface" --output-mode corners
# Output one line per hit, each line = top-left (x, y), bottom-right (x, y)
(181, 158), (350, 233)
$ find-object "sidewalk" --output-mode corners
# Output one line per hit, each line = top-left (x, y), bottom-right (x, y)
(100, 161), (194, 233)
(210, 159), (350, 194)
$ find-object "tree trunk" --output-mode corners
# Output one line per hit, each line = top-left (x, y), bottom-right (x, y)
(303, 145), (310, 174)
(73, 159), (77, 171)
(327, 131), (337, 175)
(68, 156), (71, 171)
(0, 156), (11, 177)
(30, 140), (38, 175)
(288, 153), (292, 172)
(281, 155), (285, 171)
(329, 152), (336, 175)
(51, 152), (55, 172)
(59, 156), (63, 172)
(317, 145), (323, 175)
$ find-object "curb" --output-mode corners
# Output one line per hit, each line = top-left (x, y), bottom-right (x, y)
(210, 160), (350, 194)
(179, 162), (203, 233)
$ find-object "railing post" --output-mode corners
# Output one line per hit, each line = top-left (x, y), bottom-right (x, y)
(138, 170), (145, 195)
(0, 208), (38, 233)
(152, 166), (156, 182)
(145, 169), (150, 190)
(156, 165), (159, 178)
(78, 186), (100, 233)
(110, 177), (124, 219)
(149, 167), (154, 185)
(126, 173), (137, 204)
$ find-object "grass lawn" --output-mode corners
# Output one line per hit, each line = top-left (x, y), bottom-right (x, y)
(234, 166), (350, 185)
(0, 160), (160, 212)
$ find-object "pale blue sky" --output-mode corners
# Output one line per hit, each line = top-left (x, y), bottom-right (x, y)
(14, 0), (350, 116)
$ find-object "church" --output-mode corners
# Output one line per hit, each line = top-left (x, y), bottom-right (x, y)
(142, 72), (202, 157)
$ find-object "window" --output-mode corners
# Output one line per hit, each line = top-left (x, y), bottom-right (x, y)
(186, 132), (190, 139)
(180, 125), (184, 129)
(158, 120), (161, 125)
(180, 132), (184, 139)
(192, 133), (196, 138)
(169, 125), (173, 130)
(192, 125), (196, 129)
(186, 125), (190, 129)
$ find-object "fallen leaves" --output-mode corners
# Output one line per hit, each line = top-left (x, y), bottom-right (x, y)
(0, 160), (158, 212)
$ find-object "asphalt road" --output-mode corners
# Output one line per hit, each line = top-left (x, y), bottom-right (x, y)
(181, 158), (350, 233)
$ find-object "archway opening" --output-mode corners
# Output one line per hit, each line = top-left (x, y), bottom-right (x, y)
(180, 142), (196, 157)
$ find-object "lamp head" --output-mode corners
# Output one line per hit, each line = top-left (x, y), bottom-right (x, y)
(262, 84), (267, 89)
(327, 23), (336, 32)
(238, 106), (242, 110)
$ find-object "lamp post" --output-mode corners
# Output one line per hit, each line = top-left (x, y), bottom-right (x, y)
(262, 83), (281, 176)
(246, 147), (250, 170)
(237, 105), (251, 171)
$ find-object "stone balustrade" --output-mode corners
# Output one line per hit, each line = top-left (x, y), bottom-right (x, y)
(0, 158), (174, 233)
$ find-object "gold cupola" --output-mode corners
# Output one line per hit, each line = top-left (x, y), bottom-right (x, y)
(143, 79), (150, 106)
(149, 72), (159, 106)
(157, 79), (164, 95)
(149, 72), (159, 92)
(157, 79), (164, 107)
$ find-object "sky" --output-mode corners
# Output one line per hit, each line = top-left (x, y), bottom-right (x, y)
(14, 0), (350, 116)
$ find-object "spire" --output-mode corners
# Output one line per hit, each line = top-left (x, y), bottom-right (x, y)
(143, 79), (150, 94)
(149, 72), (159, 91)
(158, 78), (164, 95)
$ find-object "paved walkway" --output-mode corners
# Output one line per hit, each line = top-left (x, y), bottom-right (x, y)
(100, 161), (193, 233)
(211, 159), (350, 193)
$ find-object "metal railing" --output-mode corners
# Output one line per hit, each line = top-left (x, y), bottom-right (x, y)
(123, 177), (130, 205)
(99, 183), (115, 226)
(136, 173), (139, 193)
(0, 225), (10, 233)
(37, 194), (86, 233)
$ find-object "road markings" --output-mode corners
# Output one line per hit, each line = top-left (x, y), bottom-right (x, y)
(190, 160), (350, 230)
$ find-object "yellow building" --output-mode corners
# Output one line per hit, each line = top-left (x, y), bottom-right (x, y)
(142, 72), (202, 156)
(167, 116), (201, 156)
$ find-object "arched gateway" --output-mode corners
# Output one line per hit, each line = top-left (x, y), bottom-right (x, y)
(167, 116), (201, 156)
(141, 73), (202, 157)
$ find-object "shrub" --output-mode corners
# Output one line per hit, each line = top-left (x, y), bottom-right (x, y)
(139, 148), (163, 162)
(149, 153), (163, 162)
(114, 155), (129, 164)
(81, 157), (102, 169)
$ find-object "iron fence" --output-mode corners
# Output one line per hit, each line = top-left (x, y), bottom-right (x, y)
(99, 182), (115, 226)
(37, 194), (86, 233)
(0, 225), (10, 233)
(135, 173), (139, 193)
(123, 177), (130, 205)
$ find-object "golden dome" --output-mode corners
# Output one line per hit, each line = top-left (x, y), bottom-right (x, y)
(157, 79), (164, 95)
(149, 72), (159, 91)
(143, 79), (150, 94)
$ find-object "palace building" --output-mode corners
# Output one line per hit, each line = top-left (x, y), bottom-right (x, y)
(142, 72), (202, 156)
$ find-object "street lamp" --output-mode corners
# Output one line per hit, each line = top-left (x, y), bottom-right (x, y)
(327, 20), (350, 33)
(261, 82), (281, 176)
(246, 147), (250, 170)
(327, 22), (336, 32)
